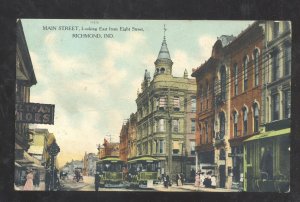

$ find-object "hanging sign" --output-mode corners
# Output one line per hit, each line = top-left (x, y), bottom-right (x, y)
(15, 102), (55, 124)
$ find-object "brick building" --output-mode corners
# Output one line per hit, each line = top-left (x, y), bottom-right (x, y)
(226, 22), (264, 189)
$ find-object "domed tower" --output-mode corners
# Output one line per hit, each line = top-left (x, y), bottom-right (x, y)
(154, 25), (173, 77)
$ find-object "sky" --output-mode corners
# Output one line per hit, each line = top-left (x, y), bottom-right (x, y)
(21, 19), (253, 167)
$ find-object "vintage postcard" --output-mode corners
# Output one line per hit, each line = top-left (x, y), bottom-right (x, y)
(15, 19), (291, 192)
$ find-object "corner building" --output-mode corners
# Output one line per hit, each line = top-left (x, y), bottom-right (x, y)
(135, 34), (196, 178)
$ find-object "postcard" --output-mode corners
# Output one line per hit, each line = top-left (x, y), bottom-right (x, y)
(15, 19), (291, 192)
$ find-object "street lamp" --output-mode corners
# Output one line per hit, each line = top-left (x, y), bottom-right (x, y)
(48, 142), (60, 191)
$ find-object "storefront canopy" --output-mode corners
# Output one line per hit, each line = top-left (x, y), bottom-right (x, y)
(244, 128), (290, 142)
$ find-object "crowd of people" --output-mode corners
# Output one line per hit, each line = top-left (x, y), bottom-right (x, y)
(194, 170), (216, 188)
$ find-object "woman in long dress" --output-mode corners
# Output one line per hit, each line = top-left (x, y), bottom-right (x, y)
(23, 170), (34, 191)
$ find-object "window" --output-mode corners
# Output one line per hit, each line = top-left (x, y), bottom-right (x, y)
(243, 107), (248, 135)
(159, 119), (165, 132)
(205, 121), (208, 143)
(233, 111), (238, 137)
(172, 140), (180, 154)
(191, 97), (196, 112)
(272, 94), (279, 121)
(172, 119), (179, 132)
(253, 103), (259, 133)
(254, 49), (259, 87)
(272, 51), (280, 81)
(243, 57), (248, 91)
(234, 64), (238, 95)
(284, 90), (291, 119)
(220, 66), (226, 100)
(273, 22), (280, 38)
(158, 96), (167, 110)
(285, 44), (291, 76)
(159, 140), (164, 154)
(190, 140), (195, 155)
(219, 112), (225, 139)
(191, 119), (196, 132)
(173, 96), (180, 111)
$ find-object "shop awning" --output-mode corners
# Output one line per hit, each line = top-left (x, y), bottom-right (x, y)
(244, 128), (290, 142)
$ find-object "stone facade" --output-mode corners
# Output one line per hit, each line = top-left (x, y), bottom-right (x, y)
(135, 34), (196, 177)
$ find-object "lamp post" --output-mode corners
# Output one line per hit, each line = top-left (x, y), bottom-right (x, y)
(48, 142), (60, 191)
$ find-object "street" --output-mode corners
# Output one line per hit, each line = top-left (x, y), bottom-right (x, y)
(60, 176), (237, 192)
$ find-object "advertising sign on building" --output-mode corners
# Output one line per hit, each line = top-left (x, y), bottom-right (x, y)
(15, 102), (55, 124)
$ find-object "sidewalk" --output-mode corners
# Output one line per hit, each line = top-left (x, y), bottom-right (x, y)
(152, 183), (239, 192)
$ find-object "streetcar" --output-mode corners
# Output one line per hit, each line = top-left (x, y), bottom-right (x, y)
(96, 156), (126, 188)
(243, 127), (290, 192)
(127, 156), (159, 188)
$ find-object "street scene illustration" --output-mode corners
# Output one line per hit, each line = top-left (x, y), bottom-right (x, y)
(15, 19), (291, 192)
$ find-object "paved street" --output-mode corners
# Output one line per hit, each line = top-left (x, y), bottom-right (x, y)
(60, 176), (238, 192)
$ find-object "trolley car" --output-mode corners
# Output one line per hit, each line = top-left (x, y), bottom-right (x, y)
(96, 156), (126, 188)
(243, 128), (290, 192)
(127, 156), (159, 188)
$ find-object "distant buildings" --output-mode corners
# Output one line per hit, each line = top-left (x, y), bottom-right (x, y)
(83, 152), (98, 176)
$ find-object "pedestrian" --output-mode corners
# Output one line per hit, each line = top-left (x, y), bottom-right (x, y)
(211, 175), (216, 188)
(176, 173), (180, 186)
(194, 172), (200, 187)
(180, 173), (184, 185)
(33, 170), (40, 190)
(190, 169), (196, 183)
(23, 169), (34, 191)
(162, 174), (168, 188)
(94, 172), (100, 191)
(200, 172), (205, 187)
(166, 174), (171, 187)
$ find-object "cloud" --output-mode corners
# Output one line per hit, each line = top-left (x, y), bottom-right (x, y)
(197, 35), (216, 61)
(172, 49), (198, 78)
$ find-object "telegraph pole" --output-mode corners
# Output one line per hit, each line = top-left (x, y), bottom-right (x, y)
(167, 88), (172, 177)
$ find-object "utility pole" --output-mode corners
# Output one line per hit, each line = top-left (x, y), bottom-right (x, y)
(167, 88), (172, 177)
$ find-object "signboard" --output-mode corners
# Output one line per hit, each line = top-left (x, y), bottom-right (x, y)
(15, 102), (55, 124)
(228, 153), (243, 157)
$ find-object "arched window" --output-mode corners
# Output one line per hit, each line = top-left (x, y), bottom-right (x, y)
(243, 56), (248, 91)
(219, 112), (225, 139)
(220, 66), (226, 101)
(272, 50), (280, 81)
(233, 111), (238, 137)
(253, 103), (259, 133)
(160, 68), (165, 74)
(254, 49), (259, 87)
(234, 64), (238, 96)
(243, 107), (248, 135)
